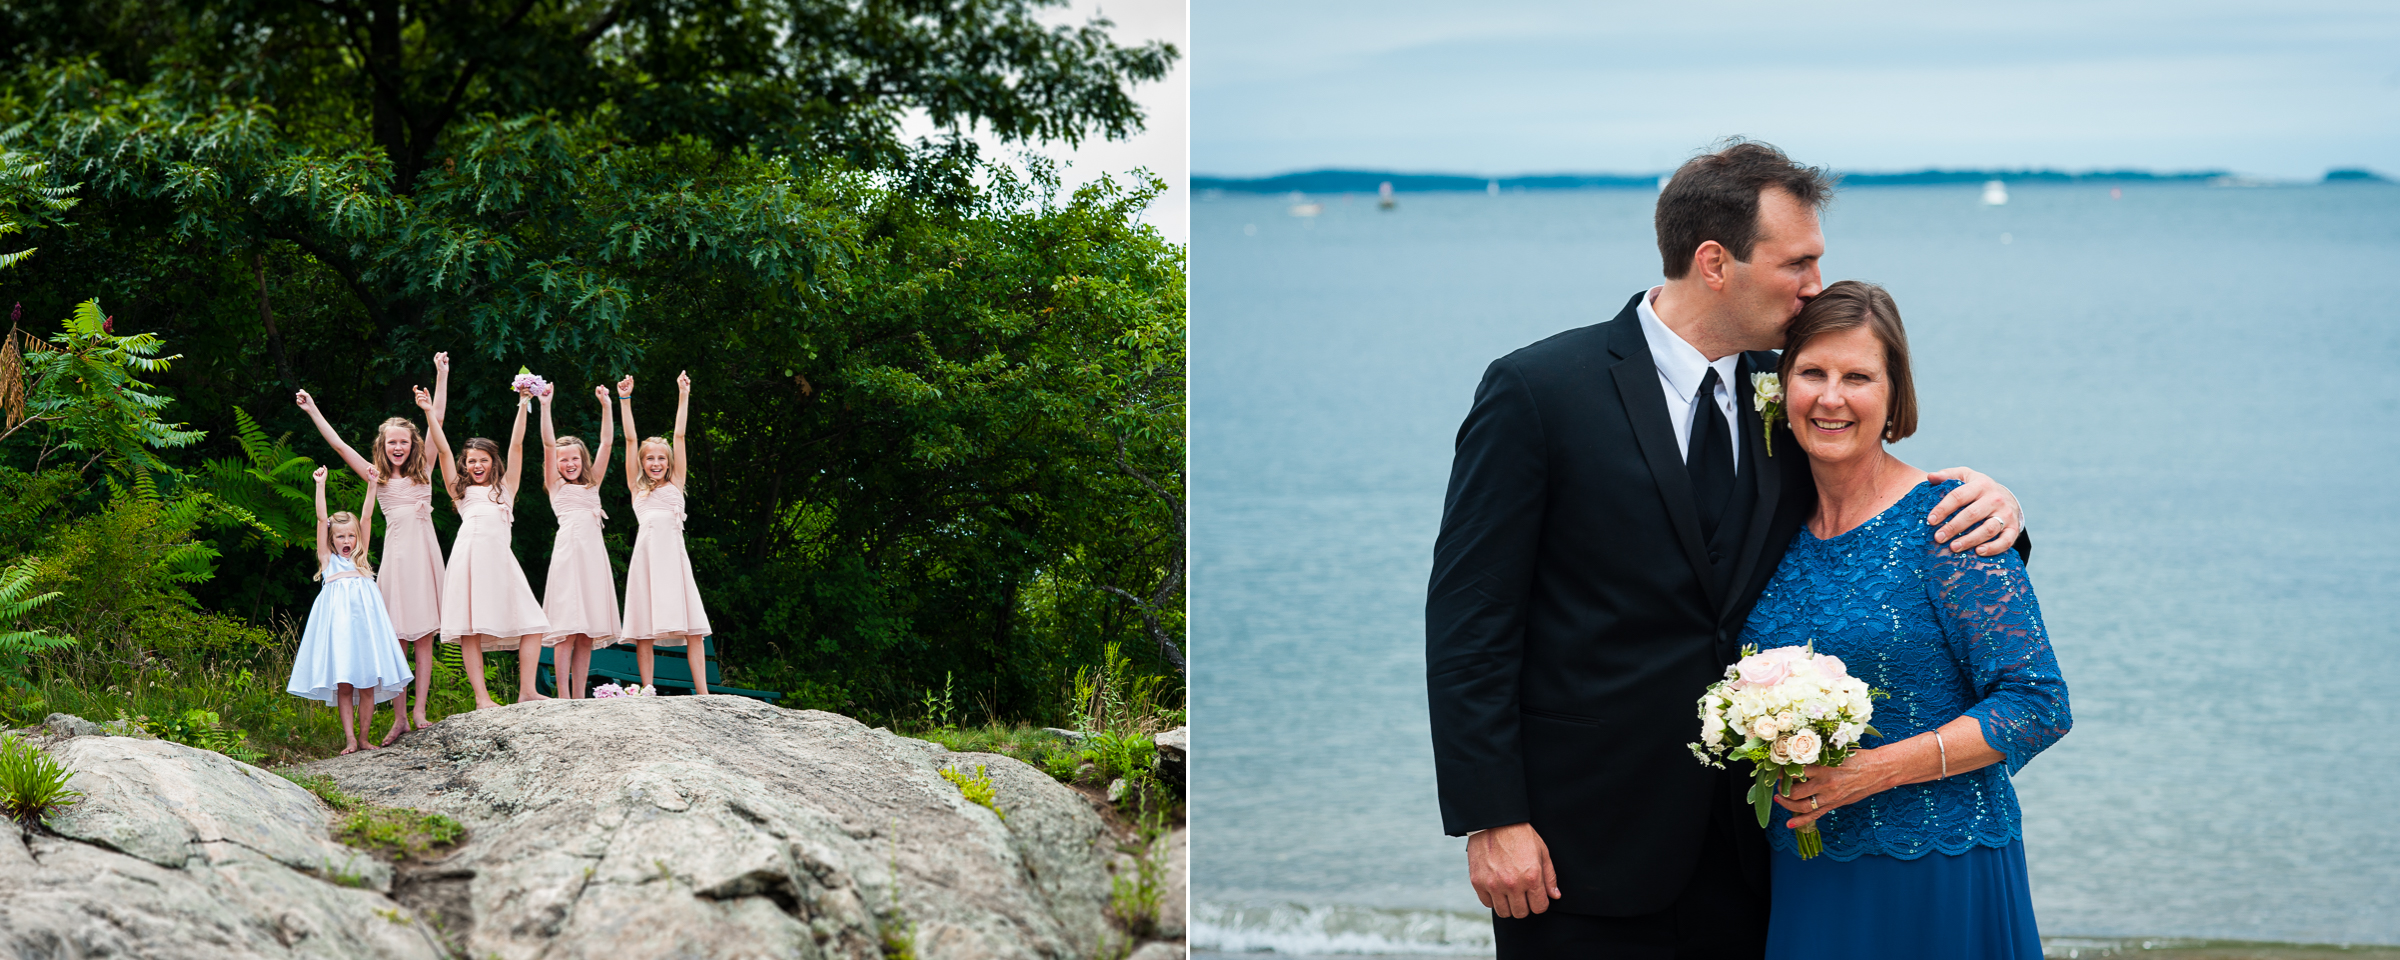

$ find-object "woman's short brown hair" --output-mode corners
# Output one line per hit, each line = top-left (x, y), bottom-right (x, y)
(1778, 280), (1918, 443)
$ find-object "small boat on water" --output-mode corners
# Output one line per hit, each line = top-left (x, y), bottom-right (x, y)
(1289, 201), (1323, 218)
(1981, 180), (2009, 206)
(1378, 181), (1397, 210)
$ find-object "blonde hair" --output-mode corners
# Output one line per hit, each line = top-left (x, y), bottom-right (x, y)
(632, 436), (675, 494)
(553, 436), (598, 487)
(318, 512), (377, 580)
(372, 417), (432, 484)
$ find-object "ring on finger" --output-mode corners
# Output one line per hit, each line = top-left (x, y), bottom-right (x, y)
(1809, 795), (1820, 811)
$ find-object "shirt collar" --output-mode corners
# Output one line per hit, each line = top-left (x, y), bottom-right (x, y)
(1635, 286), (1741, 401)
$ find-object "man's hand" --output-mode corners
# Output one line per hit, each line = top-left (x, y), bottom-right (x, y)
(1924, 467), (2023, 557)
(1467, 822), (1561, 919)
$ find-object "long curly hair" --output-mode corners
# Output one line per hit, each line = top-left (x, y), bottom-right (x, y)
(449, 437), (507, 503)
(371, 417), (432, 484)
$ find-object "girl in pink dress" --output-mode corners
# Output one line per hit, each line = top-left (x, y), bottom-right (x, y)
(538, 384), (619, 699)
(423, 386), (552, 710)
(296, 353), (450, 742)
(617, 372), (712, 694)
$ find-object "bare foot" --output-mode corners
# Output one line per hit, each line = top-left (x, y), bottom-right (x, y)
(339, 742), (360, 756)
(412, 712), (431, 727)
(361, 739), (381, 751)
(519, 691), (551, 702)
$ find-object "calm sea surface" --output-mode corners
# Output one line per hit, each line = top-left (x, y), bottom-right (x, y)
(1190, 181), (2400, 954)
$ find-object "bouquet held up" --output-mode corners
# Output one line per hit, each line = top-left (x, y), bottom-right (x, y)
(511, 366), (551, 399)
(1688, 644), (1882, 859)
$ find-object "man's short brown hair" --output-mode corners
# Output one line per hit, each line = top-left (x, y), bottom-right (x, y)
(1654, 139), (1835, 279)
(1778, 280), (1917, 443)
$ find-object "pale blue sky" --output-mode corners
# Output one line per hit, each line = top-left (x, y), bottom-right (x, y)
(1194, 0), (2400, 178)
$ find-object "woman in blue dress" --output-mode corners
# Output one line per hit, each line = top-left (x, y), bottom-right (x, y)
(1741, 280), (2070, 960)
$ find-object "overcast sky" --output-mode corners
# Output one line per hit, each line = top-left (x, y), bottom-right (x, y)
(1192, 0), (2400, 179)
(913, 0), (1187, 242)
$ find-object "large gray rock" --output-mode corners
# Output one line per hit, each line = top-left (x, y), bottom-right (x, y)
(0, 735), (443, 960)
(304, 695), (1140, 960)
(1153, 726), (1187, 786)
(1157, 827), (1188, 940)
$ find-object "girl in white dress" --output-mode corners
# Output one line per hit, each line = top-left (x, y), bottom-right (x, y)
(288, 467), (417, 754)
(296, 352), (449, 743)
(617, 372), (713, 694)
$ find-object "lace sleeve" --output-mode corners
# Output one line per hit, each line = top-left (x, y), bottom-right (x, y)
(1926, 544), (2072, 774)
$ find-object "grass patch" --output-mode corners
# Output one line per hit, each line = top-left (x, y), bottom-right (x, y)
(0, 734), (83, 829)
(0, 614), (517, 768)
(274, 767), (363, 812)
(336, 806), (464, 862)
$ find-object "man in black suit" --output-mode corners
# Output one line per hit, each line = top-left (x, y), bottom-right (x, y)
(1424, 140), (2026, 958)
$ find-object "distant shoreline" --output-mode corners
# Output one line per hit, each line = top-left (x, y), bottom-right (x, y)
(1194, 168), (2390, 194)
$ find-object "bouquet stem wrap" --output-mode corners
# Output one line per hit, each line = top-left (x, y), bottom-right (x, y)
(1691, 644), (1883, 860)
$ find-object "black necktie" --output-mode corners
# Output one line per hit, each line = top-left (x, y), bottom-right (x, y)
(1688, 367), (1735, 542)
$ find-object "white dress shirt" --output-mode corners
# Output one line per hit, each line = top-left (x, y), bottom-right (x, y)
(1635, 286), (1742, 470)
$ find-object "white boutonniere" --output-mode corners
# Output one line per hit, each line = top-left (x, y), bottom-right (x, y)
(1751, 372), (1784, 456)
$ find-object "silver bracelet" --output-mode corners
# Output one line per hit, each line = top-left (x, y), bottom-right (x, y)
(1935, 731), (1948, 779)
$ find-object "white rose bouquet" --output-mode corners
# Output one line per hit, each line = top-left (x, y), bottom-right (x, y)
(1688, 643), (1882, 859)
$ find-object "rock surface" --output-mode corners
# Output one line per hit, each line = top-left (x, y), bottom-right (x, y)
(1153, 725), (1187, 786)
(1, 733), (443, 959)
(1158, 827), (1189, 940)
(3, 699), (1184, 960)
(306, 695), (1143, 959)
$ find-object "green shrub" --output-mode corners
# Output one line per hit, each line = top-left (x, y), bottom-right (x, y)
(122, 708), (267, 766)
(0, 559), (73, 687)
(0, 733), (82, 828)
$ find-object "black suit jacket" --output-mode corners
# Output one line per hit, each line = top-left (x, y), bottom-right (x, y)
(1425, 293), (1815, 916)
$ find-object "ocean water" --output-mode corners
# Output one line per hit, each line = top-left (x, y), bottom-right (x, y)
(1190, 181), (2400, 954)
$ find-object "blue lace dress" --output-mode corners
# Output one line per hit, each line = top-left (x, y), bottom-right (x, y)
(1739, 480), (2070, 960)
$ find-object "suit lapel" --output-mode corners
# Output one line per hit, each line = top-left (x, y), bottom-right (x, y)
(1722, 353), (1784, 627)
(1606, 314), (1722, 612)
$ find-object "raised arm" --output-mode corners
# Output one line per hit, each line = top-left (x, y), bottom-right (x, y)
(358, 477), (379, 541)
(538, 385), (561, 491)
(313, 466), (333, 569)
(670, 370), (692, 489)
(503, 391), (531, 501)
(431, 352), (451, 425)
(617, 375), (641, 494)
(591, 384), (615, 487)
(294, 390), (376, 482)
(417, 386), (459, 497)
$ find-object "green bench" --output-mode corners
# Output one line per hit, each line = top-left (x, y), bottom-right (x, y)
(535, 637), (784, 703)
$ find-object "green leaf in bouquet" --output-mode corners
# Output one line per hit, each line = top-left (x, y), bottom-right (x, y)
(518, 365), (533, 376)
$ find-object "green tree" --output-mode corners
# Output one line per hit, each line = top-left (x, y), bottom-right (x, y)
(0, 0), (1185, 723)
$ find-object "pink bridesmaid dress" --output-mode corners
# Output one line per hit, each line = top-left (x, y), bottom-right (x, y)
(620, 483), (710, 646)
(375, 479), (445, 642)
(438, 486), (550, 649)
(542, 482), (620, 646)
